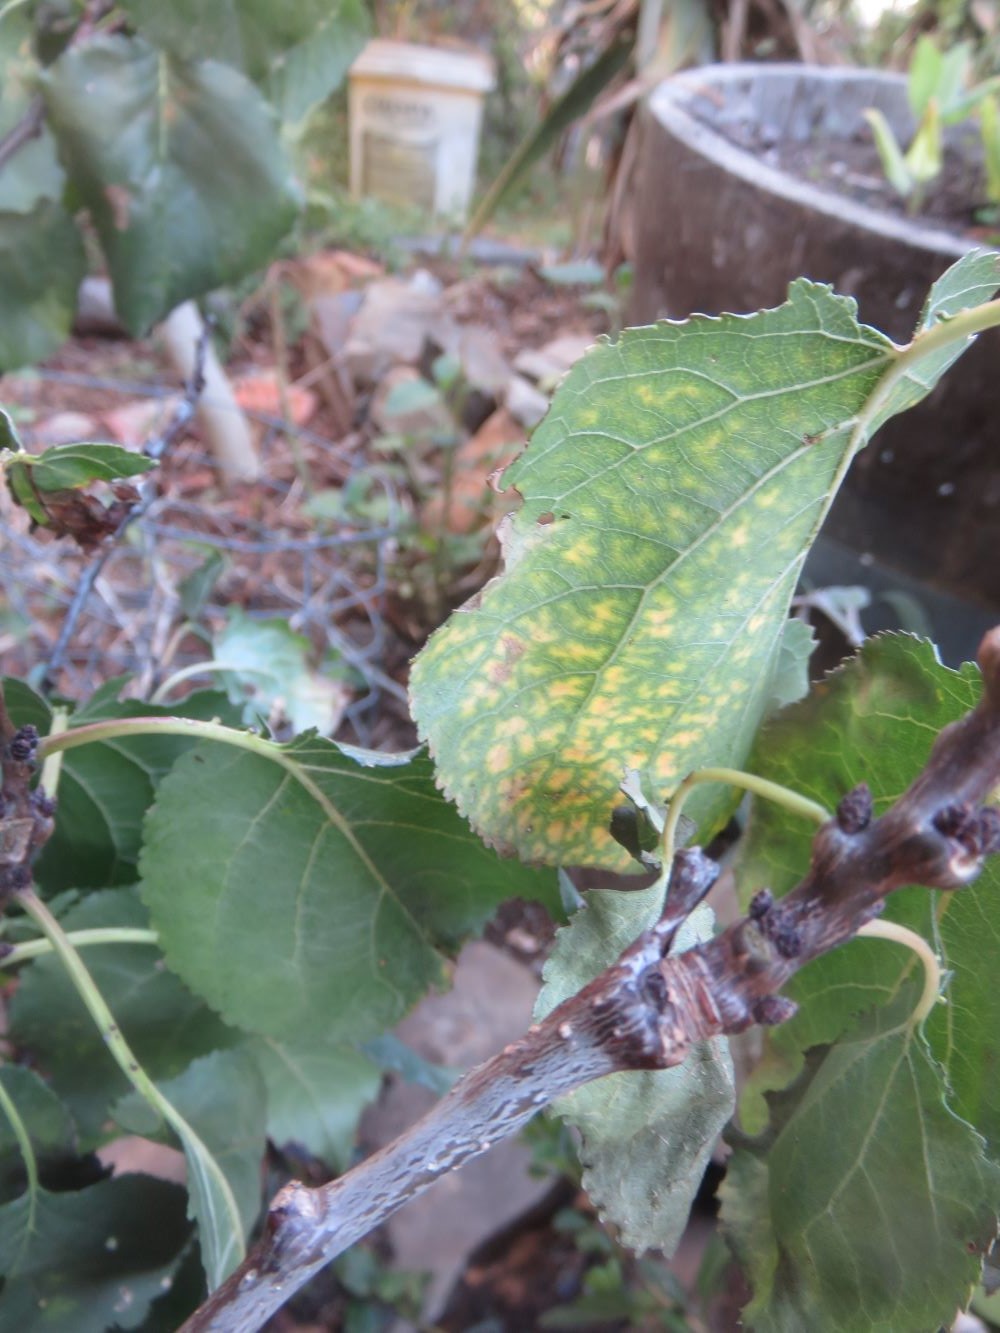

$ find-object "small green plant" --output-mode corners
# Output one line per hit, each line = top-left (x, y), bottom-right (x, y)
(865, 35), (1000, 214)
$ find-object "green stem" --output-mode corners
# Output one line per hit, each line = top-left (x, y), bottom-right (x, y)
(0, 1072), (39, 1226)
(856, 919), (942, 1026)
(38, 715), (385, 896)
(660, 766), (830, 895)
(150, 661), (275, 706)
(39, 705), (69, 796)
(13, 889), (244, 1265)
(0, 927), (159, 968)
(39, 715), (271, 761)
(849, 295), (1000, 456)
(0, 0), (32, 28)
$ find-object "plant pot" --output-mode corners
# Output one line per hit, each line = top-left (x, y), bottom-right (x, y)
(628, 64), (1000, 616)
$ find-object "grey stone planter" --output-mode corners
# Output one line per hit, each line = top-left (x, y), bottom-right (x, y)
(628, 63), (1000, 609)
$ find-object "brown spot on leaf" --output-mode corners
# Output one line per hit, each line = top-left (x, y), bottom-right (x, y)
(487, 632), (527, 686)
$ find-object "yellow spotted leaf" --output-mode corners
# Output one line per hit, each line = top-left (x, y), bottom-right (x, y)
(410, 256), (1000, 867)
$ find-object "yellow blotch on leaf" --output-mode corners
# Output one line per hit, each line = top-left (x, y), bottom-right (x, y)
(487, 743), (512, 772)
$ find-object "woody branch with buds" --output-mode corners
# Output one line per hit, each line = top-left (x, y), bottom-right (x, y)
(179, 627), (1000, 1333)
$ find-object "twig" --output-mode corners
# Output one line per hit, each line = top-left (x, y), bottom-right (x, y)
(0, 0), (114, 177)
(0, 96), (44, 175)
(42, 330), (209, 690)
(182, 630), (1000, 1332)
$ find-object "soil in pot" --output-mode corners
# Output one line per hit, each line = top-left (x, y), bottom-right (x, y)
(719, 120), (997, 238)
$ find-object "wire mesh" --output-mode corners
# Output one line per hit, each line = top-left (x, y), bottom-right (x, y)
(0, 366), (409, 746)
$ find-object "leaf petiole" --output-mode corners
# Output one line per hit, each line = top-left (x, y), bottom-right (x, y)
(0, 926), (159, 968)
(39, 705), (69, 796)
(660, 766), (830, 896)
(848, 294), (1000, 456)
(856, 918), (943, 1026)
(38, 715), (269, 760)
(0, 1072), (39, 1226)
(13, 888), (245, 1275)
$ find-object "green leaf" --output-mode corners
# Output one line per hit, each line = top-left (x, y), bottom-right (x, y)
(0, 9), (65, 212)
(536, 885), (735, 1252)
(982, 97), (1000, 206)
(0, 675), (49, 732)
(464, 31), (633, 240)
(0, 202), (86, 370)
(907, 35), (943, 119)
(117, 0), (370, 124)
(722, 992), (1000, 1332)
(178, 549), (227, 621)
(905, 103), (943, 186)
(40, 36), (299, 334)
(139, 734), (559, 1043)
(411, 258), (1000, 868)
(736, 634), (1000, 1155)
(0, 678), (241, 893)
(360, 1031), (456, 1096)
(0, 1174), (192, 1332)
(0, 1067), (76, 1205)
(113, 1049), (267, 1286)
(863, 108), (914, 198)
(8, 889), (238, 1143)
(213, 608), (343, 734)
(945, 73), (1000, 124)
(381, 377), (443, 418)
(9, 442), (155, 492)
(765, 617), (815, 713)
(6, 442), (154, 522)
(936, 40), (974, 116)
(247, 1035), (381, 1169)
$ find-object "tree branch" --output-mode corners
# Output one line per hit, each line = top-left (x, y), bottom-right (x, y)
(42, 327), (210, 689)
(182, 629), (1000, 1332)
(0, 97), (45, 176)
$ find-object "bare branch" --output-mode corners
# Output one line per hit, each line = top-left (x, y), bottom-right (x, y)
(42, 329), (210, 689)
(0, 2), (115, 178)
(182, 630), (1000, 1332)
(0, 97), (45, 176)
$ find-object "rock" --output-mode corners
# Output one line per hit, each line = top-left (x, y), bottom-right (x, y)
(361, 941), (552, 1321)
(286, 248), (384, 302)
(458, 324), (511, 395)
(231, 370), (318, 427)
(505, 373), (550, 429)
(102, 395), (182, 449)
(513, 333), (593, 388)
(311, 289), (365, 359)
(343, 274), (460, 385)
(31, 411), (100, 446)
(98, 1136), (186, 1184)
(73, 276), (128, 337)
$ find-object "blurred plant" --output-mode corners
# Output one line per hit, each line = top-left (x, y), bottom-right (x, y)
(332, 1244), (428, 1332)
(539, 257), (634, 333)
(864, 35), (1000, 213)
(982, 91), (1000, 218)
(464, 0), (841, 250)
(0, 0), (370, 368)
